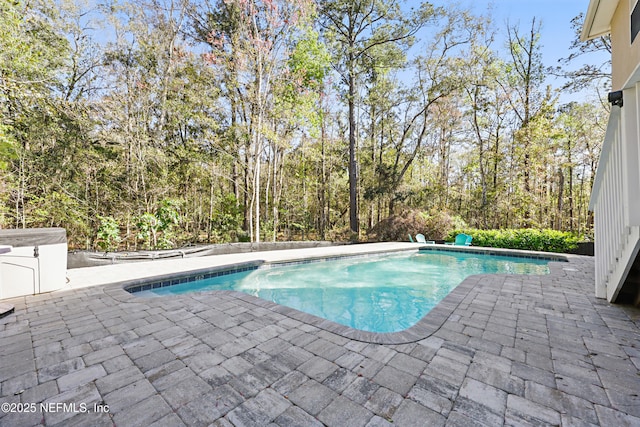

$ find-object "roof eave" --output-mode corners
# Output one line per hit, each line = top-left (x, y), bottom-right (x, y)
(581, 0), (620, 41)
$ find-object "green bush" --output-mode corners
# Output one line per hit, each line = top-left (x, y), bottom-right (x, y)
(211, 194), (244, 242)
(368, 208), (467, 242)
(96, 215), (121, 251)
(447, 228), (581, 253)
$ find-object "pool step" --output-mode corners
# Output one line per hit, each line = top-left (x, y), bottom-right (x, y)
(0, 302), (15, 319)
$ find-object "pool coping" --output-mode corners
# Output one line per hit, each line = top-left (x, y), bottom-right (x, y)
(98, 244), (577, 345)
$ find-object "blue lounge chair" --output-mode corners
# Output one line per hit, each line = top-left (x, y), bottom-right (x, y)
(446, 233), (472, 246)
(408, 234), (415, 243)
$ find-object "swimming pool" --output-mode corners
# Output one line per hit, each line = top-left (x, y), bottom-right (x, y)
(129, 249), (556, 333)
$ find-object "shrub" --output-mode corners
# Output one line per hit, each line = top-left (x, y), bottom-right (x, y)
(447, 228), (581, 253)
(136, 199), (181, 249)
(368, 208), (467, 242)
(96, 215), (121, 251)
(211, 194), (243, 242)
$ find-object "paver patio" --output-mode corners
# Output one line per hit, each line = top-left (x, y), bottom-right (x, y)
(0, 244), (639, 426)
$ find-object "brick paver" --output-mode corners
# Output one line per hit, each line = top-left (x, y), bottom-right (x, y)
(1, 250), (639, 426)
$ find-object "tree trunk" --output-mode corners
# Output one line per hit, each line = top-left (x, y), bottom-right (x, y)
(208, 164), (214, 243)
(319, 114), (327, 239)
(556, 167), (564, 230)
(348, 57), (359, 236)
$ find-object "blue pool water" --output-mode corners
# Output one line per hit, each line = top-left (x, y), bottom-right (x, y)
(135, 250), (552, 332)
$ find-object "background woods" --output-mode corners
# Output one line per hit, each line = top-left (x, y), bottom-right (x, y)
(0, 0), (609, 249)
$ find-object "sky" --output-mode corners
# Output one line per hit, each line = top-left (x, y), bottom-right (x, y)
(471, 0), (587, 64)
(430, 0), (609, 103)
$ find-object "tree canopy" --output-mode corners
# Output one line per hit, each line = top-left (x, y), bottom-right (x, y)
(0, 0), (607, 249)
